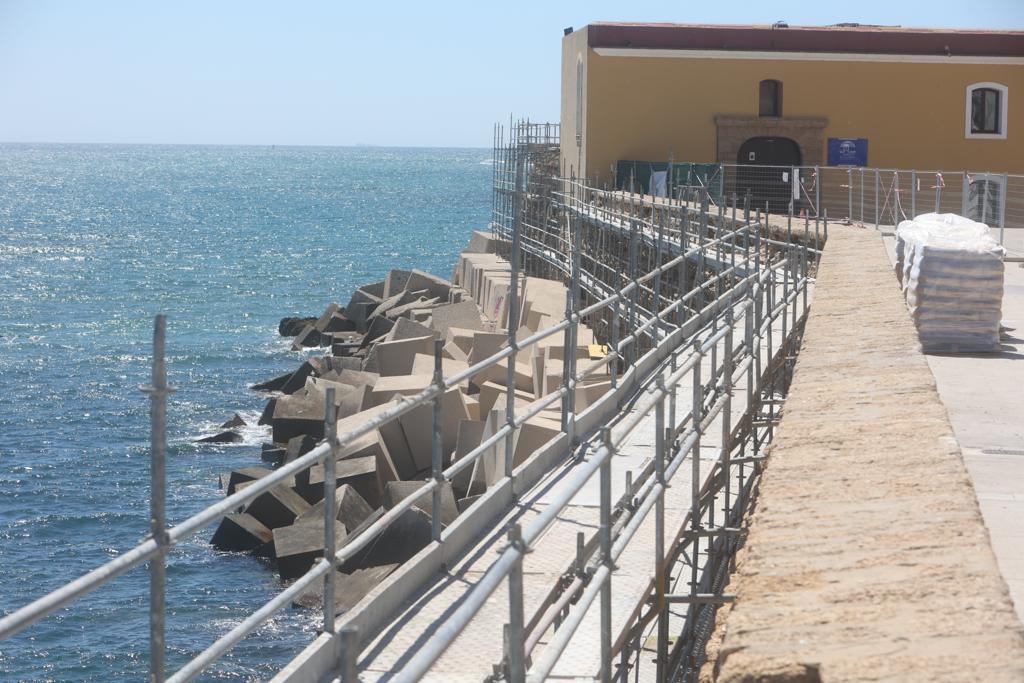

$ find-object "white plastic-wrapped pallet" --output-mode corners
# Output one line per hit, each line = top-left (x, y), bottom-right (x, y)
(895, 213), (1004, 352)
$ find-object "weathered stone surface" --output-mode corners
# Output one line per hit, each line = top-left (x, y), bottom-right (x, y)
(467, 331), (507, 365)
(323, 313), (356, 333)
(225, 466), (275, 495)
(293, 564), (399, 614)
(196, 430), (242, 444)
(457, 494), (483, 514)
(297, 484), (375, 533)
(279, 359), (321, 395)
(429, 301), (483, 339)
(383, 480), (459, 527)
(305, 455), (382, 508)
(211, 513), (273, 552)
(279, 316), (317, 337)
(251, 372), (292, 392)
(272, 518), (347, 581)
(258, 398), (277, 426)
(384, 317), (438, 344)
(398, 387), (470, 472)
(451, 420), (485, 496)
(284, 434), (317, 465)
(362, 315), (395, 345)
(245, 485), (311, 530)
(404, 269), (452, 302)
(334, 400), (414, 481)
(291, 324), (324, 350)
(261, 444), (286, 466)
(313, 302), (341, 332)
(370, 373), (432, 406)
(271, 391), (325, 443)
(338, 506), (432, 573)
(368, 335), (435, 377)
(384, 268), (413, 298)
(704, 227), (1024, 683)
(220, 413), (247, 429)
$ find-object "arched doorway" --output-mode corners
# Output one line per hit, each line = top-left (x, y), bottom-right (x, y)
(736, 137), (801, 213)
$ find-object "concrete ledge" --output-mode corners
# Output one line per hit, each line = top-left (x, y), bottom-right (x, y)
(705, 227), (1024, 681)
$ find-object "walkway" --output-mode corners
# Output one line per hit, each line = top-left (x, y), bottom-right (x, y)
(705, 226), (1024, 682)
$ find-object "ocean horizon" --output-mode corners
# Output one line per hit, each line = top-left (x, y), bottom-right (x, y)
(0, 143), (491, 680)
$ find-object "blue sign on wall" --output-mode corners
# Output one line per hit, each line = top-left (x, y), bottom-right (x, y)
(828, 138), (868, 166)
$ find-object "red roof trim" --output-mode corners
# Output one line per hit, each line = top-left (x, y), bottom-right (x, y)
(585, 23), (1024, 58)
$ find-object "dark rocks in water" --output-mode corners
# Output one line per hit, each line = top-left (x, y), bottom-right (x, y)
(220, 413), (247, 429)
(279, 316), (317, 337)
(258, 398), (277, 426)
(251, 372), (292, 392)
(197, 430), (243, 444)
(210, 513), (273, 552)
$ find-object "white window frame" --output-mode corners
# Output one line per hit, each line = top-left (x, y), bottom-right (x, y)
(965, 82), (1008, 140)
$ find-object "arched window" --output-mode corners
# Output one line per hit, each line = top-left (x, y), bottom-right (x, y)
(966, 82), (1008, 139)
(759, 79), (782, 117)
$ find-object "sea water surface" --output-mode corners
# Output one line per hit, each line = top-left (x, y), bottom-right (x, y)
(0, 144), (491, 680)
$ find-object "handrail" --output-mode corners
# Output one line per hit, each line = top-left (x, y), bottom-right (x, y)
(0, 167), (817, 683)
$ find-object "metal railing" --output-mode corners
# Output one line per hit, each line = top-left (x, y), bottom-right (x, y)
(1, 128), (816, 682)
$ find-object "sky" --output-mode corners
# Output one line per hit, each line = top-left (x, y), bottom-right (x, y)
(0, 1), (1022, 147)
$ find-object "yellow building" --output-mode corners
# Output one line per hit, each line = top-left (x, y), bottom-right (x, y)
(561, 23), (1024, 187)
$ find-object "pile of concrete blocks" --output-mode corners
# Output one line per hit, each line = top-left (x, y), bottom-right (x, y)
(211, 229), (614, 614)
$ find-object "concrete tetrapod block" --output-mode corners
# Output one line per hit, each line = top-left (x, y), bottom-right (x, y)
(386, 297), (440, 321)
(305, 455), (382, 508)
(224, 466), (280, 493)
(272, 518), (348, 581)
(512, 420), (562, 469)
(463, 394), (480, 421)
(398, 387), (471, 473)
(338, 506), (432, 573)
(385, 317), (439, 344)
(370, 373), (432, 406)
(323, 313), (356, 333)
(334, 400), (414, 481)
(367, 335), (435, 377)
(251, 372), (293, 393)
(476, 381), (535, 419)
(313, 302), (342, 332)
(410, 353), (469, 383)
(576, 379), (612, 412)
(463, 230), (498, 254)
(284, 434), (317, 466)
(470, 357), (536, 394)
(384, 268), (413, 298)
(210, 513), (273, 552)
(443, 340), (468, 362)
(293, 564), (399, 615)
(337, 383), (373, 418)
(467, 331), (508, 365)
(404, 269), (452, 302)
(361, 315), (395, 346)
(429, 301), (484, 339)
(447, 327), (478, 356)
(451, 420), (485, 497)
(295, 482), (375, 532)
(245, 485), (312, 530)
(383, 480), (459, 527)
(271, 382), (330, 442)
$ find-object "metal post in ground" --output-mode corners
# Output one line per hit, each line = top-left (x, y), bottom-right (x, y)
(860, 167), (865, 224)
(144, 314), (174, 683)
(911, 169), (917, 218)
(609, 302), (619, 389)
(338, 627), (359, 683)
(847, 168), (853, 221)
(654, 380), (668, 682)
(935, 173), (943, 213)
(814, 165), (821, 228)
(323, 388), (339, 634)
(506, 154), (523, 481)
(599, 427), (614, 683)
(874, 169), (880, 229)
(721, 311), (734, 520)
(431, 339), (444, 542)
(506, 524), (526, 683)
(688, 339), (703, 640)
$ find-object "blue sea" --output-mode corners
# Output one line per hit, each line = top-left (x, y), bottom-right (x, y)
(0, 144), (492, 681)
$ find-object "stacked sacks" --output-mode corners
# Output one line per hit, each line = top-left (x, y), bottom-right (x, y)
(895, 213), (1005, 352)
